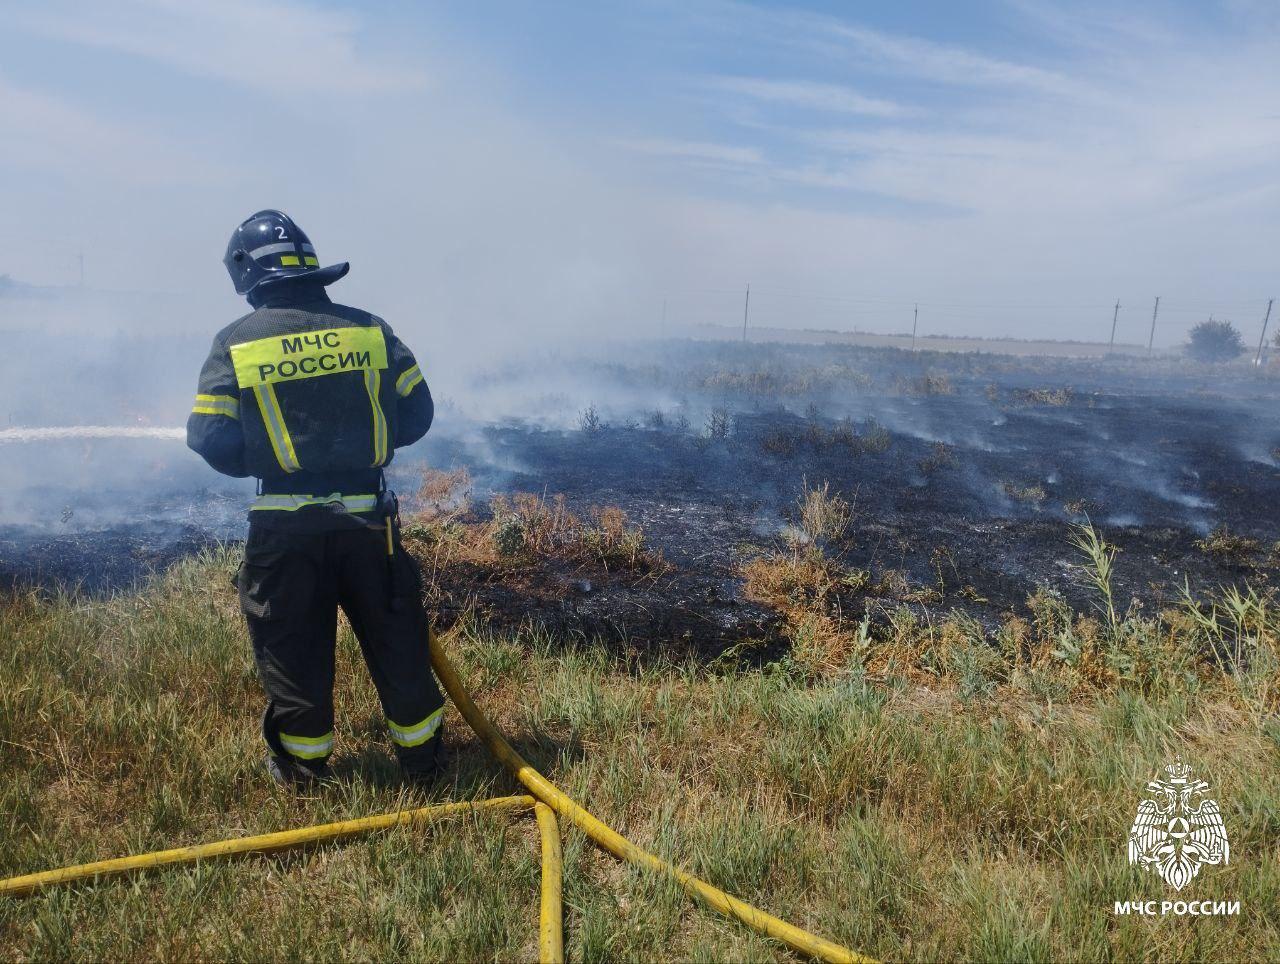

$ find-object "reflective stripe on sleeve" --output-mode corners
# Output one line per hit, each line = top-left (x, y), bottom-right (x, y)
(191, 393), (240, 419)
(252, 384), (301, 473)
(386, 709), (443, 748)
(363, 369), (388, 466)
(250, 492), (378, 513)
(395, 364), (424, 397)
(278, 731), (333, 760)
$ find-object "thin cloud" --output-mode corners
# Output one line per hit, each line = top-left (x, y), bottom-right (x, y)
(705, 75), (913, 118)
(618, 138), (764, 168)
(15, 0), (425, 96)
(706, 3), (1087, 99)
(822, 22), (1084, 97)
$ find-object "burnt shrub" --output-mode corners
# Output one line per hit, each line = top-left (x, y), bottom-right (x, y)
(706, 407), (732, 439)
(760, 428), (798, 458)
(1009, 387), (1073, 407)
(1002, 481), (1047, 505)
(918, 441), (956, 475)
(897, 372), (954, 396)
(1186, 319), (1245, 363)
(578, 404), (603, 433)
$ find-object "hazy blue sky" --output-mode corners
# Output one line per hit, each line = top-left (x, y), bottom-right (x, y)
(1, 0), (1277, 346)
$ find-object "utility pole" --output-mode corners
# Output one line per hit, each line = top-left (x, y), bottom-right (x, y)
(1109, 299), (1120, 351)
(911, 303), (918, 351)
(742, 284), (750, 343)
(1147, 296), (1160, 355)
(1256, 298), (1274, 366)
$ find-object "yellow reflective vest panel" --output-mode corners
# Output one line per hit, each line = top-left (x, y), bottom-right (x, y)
(186, 294), (433, 484)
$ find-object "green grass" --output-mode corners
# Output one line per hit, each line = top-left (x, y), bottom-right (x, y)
(1, 548), (1278, 961)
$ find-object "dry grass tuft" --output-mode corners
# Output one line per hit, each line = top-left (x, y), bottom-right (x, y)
(1009, 386), (1074, 406)
(1002, 481), (1048, 505)
(797, 480), (853, 544)
(1196, 525), (1261, 568)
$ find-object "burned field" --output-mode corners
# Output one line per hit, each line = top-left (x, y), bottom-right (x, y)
(4, 338), (1280, 668)
(398, 340), (1280, 667)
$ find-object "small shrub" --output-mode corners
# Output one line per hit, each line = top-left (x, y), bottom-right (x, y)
(1196, 526), (1260, 568)
(760, 428), (798, 458)
(918, 442), (956, 475)
(858, 419), (891, 454)
(491, 514), (526, 557)
(578, 404), (603, 433)
(706, 407), (732, 439)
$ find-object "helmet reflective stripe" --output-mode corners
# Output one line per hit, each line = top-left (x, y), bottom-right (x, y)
(280, 255), (301, 266)
(248, 242), (297, 261)
(251, 384), (301, 472)
(301, 243), (316, 254)
(251, 492), (379, 512)
(386, 709), (443, 747)
(278, 731), (333, 760)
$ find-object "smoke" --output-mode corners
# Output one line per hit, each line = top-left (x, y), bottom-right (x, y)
(2, 2), (1279, 590)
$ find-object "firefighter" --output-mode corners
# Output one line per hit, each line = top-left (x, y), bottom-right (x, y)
(187, 209), (444, 787)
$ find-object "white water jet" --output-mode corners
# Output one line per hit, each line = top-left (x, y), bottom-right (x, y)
(0, 426), (185, 443)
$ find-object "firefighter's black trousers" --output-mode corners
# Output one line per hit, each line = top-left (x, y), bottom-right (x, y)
(236, 520), (444, 772)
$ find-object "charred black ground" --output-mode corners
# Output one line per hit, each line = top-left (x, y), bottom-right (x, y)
(4, 337), (1279, 657)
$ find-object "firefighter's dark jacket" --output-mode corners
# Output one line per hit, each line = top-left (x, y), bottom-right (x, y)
(186, 281), (432, 498)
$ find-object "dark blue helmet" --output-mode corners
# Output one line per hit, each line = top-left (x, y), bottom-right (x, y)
(223, 209), (349, 296)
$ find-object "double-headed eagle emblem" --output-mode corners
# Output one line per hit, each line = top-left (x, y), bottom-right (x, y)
(1127, 760), (1229, 890)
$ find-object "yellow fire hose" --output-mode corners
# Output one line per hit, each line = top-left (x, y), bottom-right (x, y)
(428, 630), (869, 964)
(0, 627), (869, 963)
(533, 801), (565, 964)
(0, 796), (533, 898)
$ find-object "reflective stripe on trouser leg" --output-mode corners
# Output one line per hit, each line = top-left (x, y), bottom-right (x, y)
(386, 708), (443, 748)
(278, 730), (334, 760)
